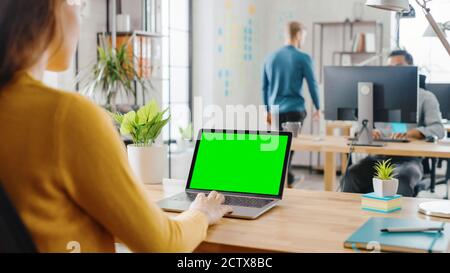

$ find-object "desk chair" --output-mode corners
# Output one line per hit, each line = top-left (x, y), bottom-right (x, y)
(415, 159), (450, 199)
(0, 182), (37, 253)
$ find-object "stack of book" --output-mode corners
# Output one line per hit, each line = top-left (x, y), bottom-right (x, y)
(109, 33), (153, 79)
(361, 193), (402, 213)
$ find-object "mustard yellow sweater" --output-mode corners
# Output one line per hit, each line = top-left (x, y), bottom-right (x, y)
(0, 73), (208, 253)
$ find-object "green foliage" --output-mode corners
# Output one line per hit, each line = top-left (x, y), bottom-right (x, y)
(112, 100), (170, 146)
(179, 123), (193, 141)
(76, 35), (151, 107)
(374, 159), (396, 181)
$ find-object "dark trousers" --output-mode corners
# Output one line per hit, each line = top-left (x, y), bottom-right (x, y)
(341, 156), (423, 197)
(279, 111), (307, 185)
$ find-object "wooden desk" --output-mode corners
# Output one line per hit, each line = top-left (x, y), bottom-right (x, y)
(147, 180), (449, 253)
(292, 135), (450, 191)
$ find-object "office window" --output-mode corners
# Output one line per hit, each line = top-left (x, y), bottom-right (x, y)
(161, 0), (192, 141)
(399, 0), (450, 83)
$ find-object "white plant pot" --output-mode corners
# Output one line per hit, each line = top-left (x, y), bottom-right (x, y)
(127, 144), (166, 185)
(373, 178), (399, 198)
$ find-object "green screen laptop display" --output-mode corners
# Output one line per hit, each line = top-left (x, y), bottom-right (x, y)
(188, 131), (290, 196)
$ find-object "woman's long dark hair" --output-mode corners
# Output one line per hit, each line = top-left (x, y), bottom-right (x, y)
(0, 0), (62, 89)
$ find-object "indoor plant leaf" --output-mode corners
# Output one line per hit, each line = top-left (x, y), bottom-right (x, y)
(120, 111), (137, 136)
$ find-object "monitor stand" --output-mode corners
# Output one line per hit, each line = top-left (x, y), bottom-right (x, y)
(352, 82), (384, 148)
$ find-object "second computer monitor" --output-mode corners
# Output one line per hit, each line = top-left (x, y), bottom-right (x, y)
(324, 66), (419, 124)
(427, 83), (450, 120)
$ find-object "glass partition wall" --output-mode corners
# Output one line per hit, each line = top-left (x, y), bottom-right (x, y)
(150, 0), (193, 178)
(103, 0), (193, 179)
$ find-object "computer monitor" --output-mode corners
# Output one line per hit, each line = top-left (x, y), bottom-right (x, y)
(324, 66), (419, 124)
(426, 83), (450, 120)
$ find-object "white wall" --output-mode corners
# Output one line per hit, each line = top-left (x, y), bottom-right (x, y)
(264, 0), (392, 56)
(193, 0), (270, 109)
(193, 0), (392, 111)
(193, 0), (393, 166)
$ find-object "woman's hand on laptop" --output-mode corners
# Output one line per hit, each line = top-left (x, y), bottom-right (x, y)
(189, 191), (233, 225)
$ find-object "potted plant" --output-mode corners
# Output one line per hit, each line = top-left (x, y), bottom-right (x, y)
(76, 35), (151, 112)
(373, 159), (399, 197)
(177, 123), (194, 152)
(112, 100), (170, 184)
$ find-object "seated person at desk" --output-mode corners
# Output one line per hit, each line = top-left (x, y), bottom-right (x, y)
(0, 0), (231, 253)
(341, 50), (446, 197)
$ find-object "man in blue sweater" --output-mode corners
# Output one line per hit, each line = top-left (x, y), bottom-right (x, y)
(262, 21), (321, 187)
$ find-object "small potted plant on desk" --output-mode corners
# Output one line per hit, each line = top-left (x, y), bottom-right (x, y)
(112, 100), (170, 185)
(373, 159), (399, 197)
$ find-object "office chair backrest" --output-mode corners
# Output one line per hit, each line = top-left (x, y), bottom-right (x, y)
(0, 182), (37, 253)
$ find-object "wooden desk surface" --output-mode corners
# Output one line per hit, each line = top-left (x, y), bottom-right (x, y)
(146, 180), (449, 253)
(326, 121), (353, 130)
(292, 135), (450, 158)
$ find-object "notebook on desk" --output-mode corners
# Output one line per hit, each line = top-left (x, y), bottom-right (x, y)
(344, 218), (450, 253)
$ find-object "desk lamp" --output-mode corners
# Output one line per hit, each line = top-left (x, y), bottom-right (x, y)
(366, 0), (450, 57)
(423, 21), (450, 37)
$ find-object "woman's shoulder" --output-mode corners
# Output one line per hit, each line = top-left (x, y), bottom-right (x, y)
(18, 76), (109, 126)
(12, 73), (98, 110)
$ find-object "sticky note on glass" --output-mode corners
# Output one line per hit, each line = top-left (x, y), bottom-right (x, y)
(390, 123), (408, 133)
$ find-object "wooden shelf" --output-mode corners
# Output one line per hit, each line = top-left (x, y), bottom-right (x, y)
(98, 31), (166, 38)
(333, 51), (379, 55)
(313, 20), (384, 81)
(314, 20), (382, 26)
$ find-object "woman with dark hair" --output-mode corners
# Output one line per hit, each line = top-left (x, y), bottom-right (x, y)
(0, 0), (231, 253)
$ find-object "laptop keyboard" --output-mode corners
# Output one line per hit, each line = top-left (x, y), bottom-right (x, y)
(185, 192), (274, 208)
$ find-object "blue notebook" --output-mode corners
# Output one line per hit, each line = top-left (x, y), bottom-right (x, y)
(344, 218), (450, 253)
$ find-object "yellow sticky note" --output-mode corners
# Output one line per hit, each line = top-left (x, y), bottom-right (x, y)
(225, 0), (233, 9)
(248, 4), (256, 14)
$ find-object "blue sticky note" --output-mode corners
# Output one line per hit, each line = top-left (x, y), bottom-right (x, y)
(391, 123), (408, 133)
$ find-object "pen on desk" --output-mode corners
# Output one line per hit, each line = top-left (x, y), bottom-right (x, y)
(381, 227), (445, 233)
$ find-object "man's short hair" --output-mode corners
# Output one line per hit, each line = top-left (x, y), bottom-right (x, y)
(286, 21), (305, 40)
(388, 50), (414, 65)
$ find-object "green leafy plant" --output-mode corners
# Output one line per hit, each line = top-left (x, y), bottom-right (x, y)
(112, 100), (170, 146)
(179, 123), (193, 141)
(374, 159), (397, 181)
(76, 35), (151, 110)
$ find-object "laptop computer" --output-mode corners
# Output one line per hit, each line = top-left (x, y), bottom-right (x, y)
(158, 129), (292, 220)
